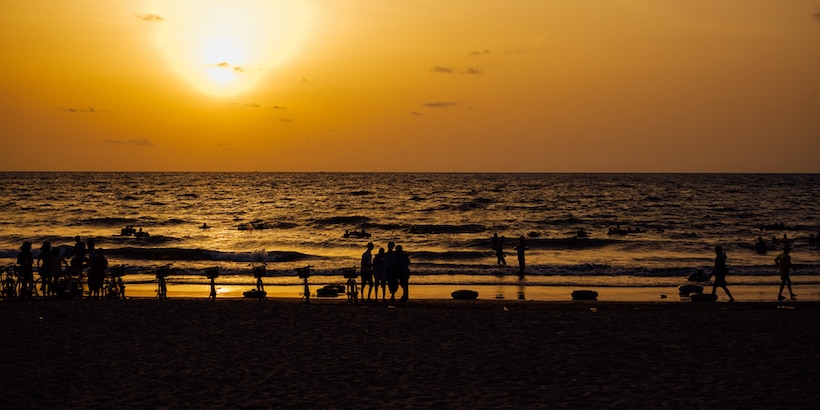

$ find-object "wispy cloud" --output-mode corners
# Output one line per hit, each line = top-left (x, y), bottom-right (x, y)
(814, 8), (820, 20)
(432, 65), (484, 75)
(423, 102), (459, 108)
(410, 111), (423, 116)
(430, 66), (454, 74)
(102, 138), (153, 146)
(468, 49), (490, 57)
(137, 13), (164, 22)
(214, 62), (245, 72)
(61, 106), (107, 113)
(230, 102), (287, 110)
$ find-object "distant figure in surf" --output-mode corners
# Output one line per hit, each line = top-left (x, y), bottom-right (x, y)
(710, 245), (734, 302)
(775, 245), (796, 301)
(491, 233), (506, 265)
(373, 248), (387, 301)
(515, 236), (527, 277)
(360, 242), (374, 301)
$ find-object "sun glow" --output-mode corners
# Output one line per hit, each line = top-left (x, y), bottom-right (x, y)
(150, 0), (309, 97)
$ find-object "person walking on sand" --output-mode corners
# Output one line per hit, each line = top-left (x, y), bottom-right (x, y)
(775, 245), (796, 301)
(373, 248), (387, 301)
(492, 233), (506, 265)
(396, 245), (411, 302)
(710, 245), (734, 302)
(515, 236), (527, 277)
(360, 242), (375, 301)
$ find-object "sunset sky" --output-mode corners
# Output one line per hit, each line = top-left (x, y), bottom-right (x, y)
(2, 1), (819, 172)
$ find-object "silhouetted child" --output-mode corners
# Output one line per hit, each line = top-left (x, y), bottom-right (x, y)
(775, 245), (796, 301)
(710, 245), (734, 302)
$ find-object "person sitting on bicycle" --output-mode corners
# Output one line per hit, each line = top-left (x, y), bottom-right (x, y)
(17, 241), (34, 300)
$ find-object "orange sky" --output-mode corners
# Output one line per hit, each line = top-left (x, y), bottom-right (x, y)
(2, 1), (819, 172)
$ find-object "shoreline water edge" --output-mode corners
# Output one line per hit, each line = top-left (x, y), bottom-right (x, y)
(2, 173), (818, 303)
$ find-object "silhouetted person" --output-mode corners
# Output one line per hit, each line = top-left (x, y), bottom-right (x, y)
(87, 248), (108, 299)
(49, 247), (66, 297)
(17, 241), (34, 300)
(70, 236), (88, 276)
(515, 236), (527, 277)
(73, 236), (86, 259)
(360, 242), (374, 301)
(386, 242), (398, 303)
(710, 245), (734, 302)
(755, 236), (768, 254)
(373, 248), (387, 301)
(37, 241), (53, 297)
(396, 245), (411, 302)
(492, 233), (506, 265)
(775, 245), (796, 301)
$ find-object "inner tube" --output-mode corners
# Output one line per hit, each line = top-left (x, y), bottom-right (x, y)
(316, 286), (340, 297)
(571, 290), (598, 300)
(451, 290), (478, 300)
(243, 290), (266, 299)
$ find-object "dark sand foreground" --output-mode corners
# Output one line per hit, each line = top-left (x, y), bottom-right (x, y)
(2, 299), (819, 408)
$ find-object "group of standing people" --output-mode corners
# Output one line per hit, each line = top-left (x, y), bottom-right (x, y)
(359, 241), (411, 303)
(711, 243), (797, 302)
(13, 236), (109, 299)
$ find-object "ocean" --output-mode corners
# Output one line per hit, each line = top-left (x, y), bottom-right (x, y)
(1, 173), (818, 293)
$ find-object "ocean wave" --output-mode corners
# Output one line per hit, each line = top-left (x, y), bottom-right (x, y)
(105, 247), (317, 263)
(407, 224), (486, 234)
(77, 217), (141, 227)
(313, 215), (370, 226)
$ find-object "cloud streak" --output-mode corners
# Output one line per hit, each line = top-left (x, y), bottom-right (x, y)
(423, 102), (459, 108)
(61, 106), (107, 113)
(430, 66), (454, 74)
(137, 13), (164, 22)
(103, 138), (153, 146)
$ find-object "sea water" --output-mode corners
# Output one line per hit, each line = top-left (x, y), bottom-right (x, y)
(1, 173), (818, 291)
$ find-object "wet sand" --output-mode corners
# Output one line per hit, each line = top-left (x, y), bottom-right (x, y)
(122, 282), (820, 303)
(2, 298), (819, 408)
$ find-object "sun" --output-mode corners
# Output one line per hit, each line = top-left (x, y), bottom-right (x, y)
(149, 0), (310, 97)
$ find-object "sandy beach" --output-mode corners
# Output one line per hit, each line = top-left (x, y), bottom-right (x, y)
(2, 298), (819, 408)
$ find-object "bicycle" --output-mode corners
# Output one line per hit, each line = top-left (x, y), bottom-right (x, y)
(105, 265), (126, 300)
(155, 264), (172, 299)
(2, 264), (18, 301)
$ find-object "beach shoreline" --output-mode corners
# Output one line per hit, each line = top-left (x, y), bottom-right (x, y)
(3, 298), (819, 408)
(117, 282), (820, 303)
